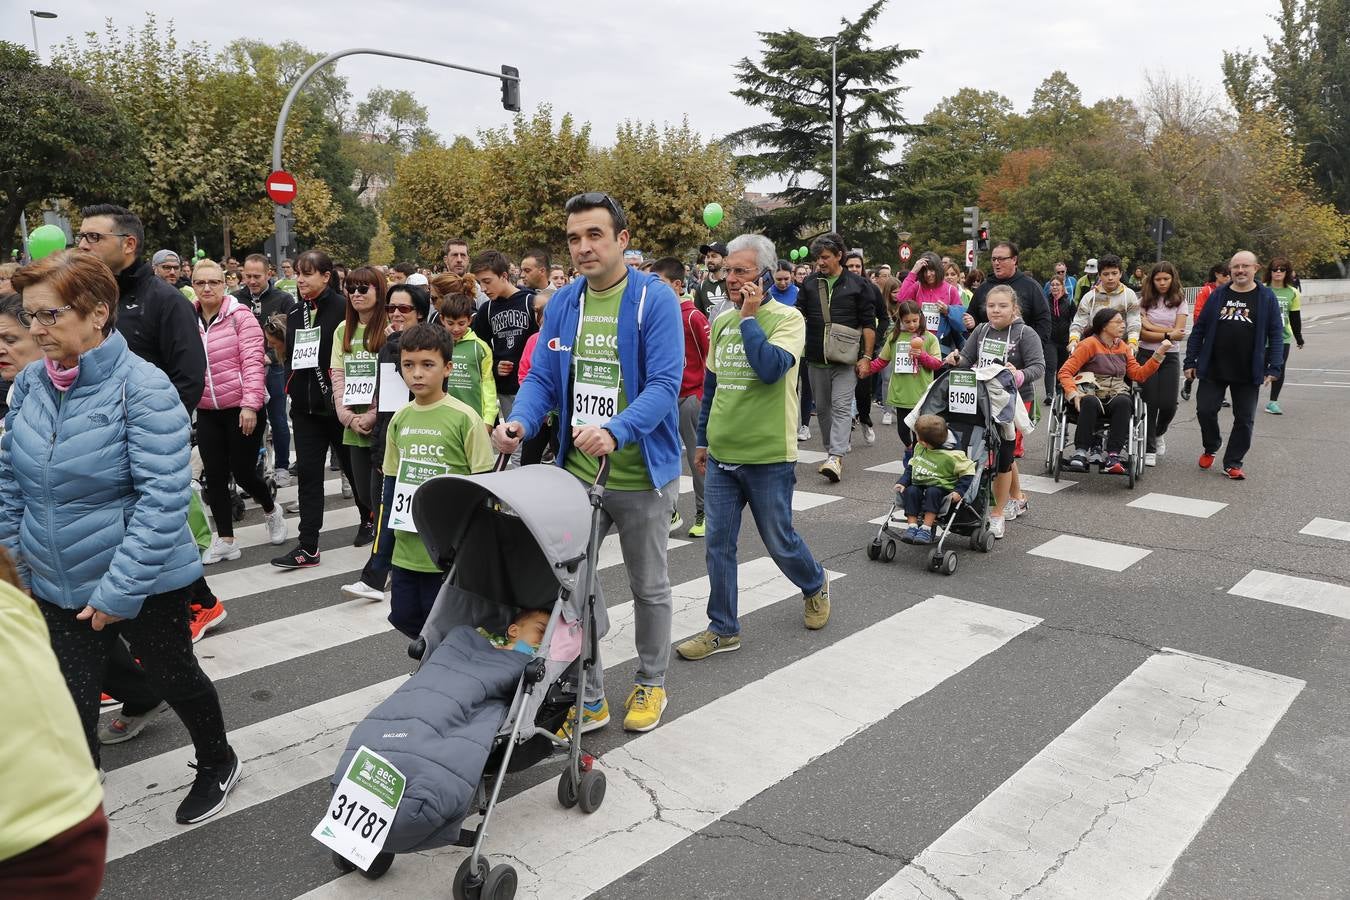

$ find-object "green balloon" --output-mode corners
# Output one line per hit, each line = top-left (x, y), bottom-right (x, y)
(702, 202), (724, 230)
(789, 249), (800, 261)
(195, 249), (206, 259)
(28, 224), (67, 261)
(799, 246), (809, 259)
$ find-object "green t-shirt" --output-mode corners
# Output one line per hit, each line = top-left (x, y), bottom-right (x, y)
(275, 277), (298, 299)
(878, 330), (942, 410)
(906, 445), (976, 490)
(449, 331), (499, 425)
(706, 300), (805, 464)
(1273, 286), (1300, 344)
(564, 277), (651, 492)
(332, 321), (377, 447)
(382, 395), (494, 572)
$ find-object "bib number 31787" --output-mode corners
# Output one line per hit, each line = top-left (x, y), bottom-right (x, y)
(312, 747), (406, 871)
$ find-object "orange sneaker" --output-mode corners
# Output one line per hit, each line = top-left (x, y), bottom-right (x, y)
(189, 600), (228, 642)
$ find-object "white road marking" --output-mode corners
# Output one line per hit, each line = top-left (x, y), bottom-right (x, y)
(225, 506), (363, 552)
(1127, 492), (1228, 519)
(302, 596), (1041, 898)
(1018, 473), (1077, 494)
(678, 475), (839, 511)
(1027, 534), (1152, 572)
(869, 649), (1303, 900)
(208, 546), (374, 603)
(866, 460), (907, 474)
(1228, 570), (1350, 621)
(1300, 518), (1350, 542)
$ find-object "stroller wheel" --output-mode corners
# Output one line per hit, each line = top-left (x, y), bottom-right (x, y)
(557, 772), (579, 809)
(483, 864), (518, 900)
(360, 851), (395, 880)
(980, 529), (996, 553)
(579, 769), (606, 814)
(940, 551), (959, 576)
(927, 549), (943, 572)
(882, 540), (897, 563)
(866, 539), (881, 561)
(453, 855), (491, 900)
(331, 851), (357, 874)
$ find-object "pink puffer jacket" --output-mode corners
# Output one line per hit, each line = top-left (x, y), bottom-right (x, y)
(196, 296), (267, 411)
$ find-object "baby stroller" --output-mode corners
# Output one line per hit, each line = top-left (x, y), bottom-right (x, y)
(326, 456), (612, 900)
(1042, 382), (1147, 488)
(867, 368), (999, 575)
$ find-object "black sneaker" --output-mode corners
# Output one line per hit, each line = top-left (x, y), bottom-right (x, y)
(352, 521), (376, 548)
(175, 747), (241, 824)
(1180, 382), (1192, 401)
(1065, 451), (1089, 472)
(271, 544), (320, 569)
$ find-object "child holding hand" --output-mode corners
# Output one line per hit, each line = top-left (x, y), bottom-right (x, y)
(894, 414), (976, 545)
(870, 300), (944, 467)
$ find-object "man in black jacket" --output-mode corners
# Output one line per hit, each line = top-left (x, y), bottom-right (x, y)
(796, 233), (877, 482)
(235, 253), (296, 482)
(965, 240), (1052, 355)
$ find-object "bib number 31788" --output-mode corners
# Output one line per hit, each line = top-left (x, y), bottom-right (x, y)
(312, 747), (406, 871)
(572, 358), (620, 428)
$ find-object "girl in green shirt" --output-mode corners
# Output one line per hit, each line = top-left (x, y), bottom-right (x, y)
(1263, 256), (1305, 415)
(331, 266), (390, 546)
(868, 300), (944, 465)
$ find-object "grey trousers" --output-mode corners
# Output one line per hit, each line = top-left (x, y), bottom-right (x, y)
(808, 363), (857, 457)
(584, 477), (678, 700)
(678, 394), (704, 514)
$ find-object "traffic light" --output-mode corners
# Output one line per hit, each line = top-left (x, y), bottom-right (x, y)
(500, 65), (520, 112)
(962, 205), (980, 238)
(977, 221), (990, 252)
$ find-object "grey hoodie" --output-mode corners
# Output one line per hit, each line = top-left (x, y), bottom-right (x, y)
(957, 320), (1045, 403)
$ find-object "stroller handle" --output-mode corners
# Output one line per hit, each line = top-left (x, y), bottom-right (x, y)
(593, 454), (610, 489)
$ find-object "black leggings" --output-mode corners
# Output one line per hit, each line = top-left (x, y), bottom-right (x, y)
(1269, 343), (1292, 401)
(40, 587), (229, 768)
(1075, 393), (1132, 453)
(855, 373), (875, 427)
(197, 407), (273, 538)
(291, 410), (368, 551)
(1136, 349), (1180, 453)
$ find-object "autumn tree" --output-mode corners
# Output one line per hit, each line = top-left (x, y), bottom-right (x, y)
(383, 138), (486, 262)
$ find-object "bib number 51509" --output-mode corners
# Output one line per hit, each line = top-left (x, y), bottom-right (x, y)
(948, 370), (978, 415)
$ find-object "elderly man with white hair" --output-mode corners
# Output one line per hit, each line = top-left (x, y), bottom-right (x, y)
(676, 234), (830, 662)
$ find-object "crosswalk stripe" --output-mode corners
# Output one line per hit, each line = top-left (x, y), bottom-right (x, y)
(208, 545), (374, 602)
(1127, 492), (1228, 518)
(225, 506), (364, 552)
(1228, 570), (1350, 621)
(677, 475), (840, 511)
(866, 460), (906, 474)
(300, 596), (1041, 898)
(1027, 534), (1151, 572)
(1017, 473), (1076, 494)
(868, 648), (1303, 899)
(102, 556), (821, 860)
(1299, 517), (1350, 542)
(245, 476), (343, 509)
(795, 449), (829, 465)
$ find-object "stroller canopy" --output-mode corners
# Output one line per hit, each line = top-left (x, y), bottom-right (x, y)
(412, 465), (595, 595)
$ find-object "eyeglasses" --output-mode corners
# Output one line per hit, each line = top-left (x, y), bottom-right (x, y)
(75, 231), (128, 245)
(385, 303), (414, 314)
(564, 192), (628, 230)
(990, 255), (1014, 262)
(192, 279), (224, 288)
(347, 283), (374, 295)
(19, 305), (75, 326)
(725, 265), (762, 279)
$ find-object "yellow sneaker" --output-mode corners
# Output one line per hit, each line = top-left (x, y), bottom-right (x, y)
(623, 685), (668, 732)
(803, 579), (830, 630)
(556, 698), (610, 740)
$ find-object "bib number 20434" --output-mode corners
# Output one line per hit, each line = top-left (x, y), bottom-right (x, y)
(948, 370), (978, 415)
(312, 747), (405, 871)
(292, 327), (321, 370)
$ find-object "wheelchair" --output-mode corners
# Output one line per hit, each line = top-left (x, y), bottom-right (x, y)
(1042, 386), (1146, 488)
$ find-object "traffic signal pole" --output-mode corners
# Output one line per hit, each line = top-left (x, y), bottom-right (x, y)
(268, 49), (520, 265)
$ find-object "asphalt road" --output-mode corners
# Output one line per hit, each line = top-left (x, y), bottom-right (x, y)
(98, 310), (1349, 900)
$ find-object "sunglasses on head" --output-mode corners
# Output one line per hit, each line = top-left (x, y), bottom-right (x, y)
(564, 191), (628, 230)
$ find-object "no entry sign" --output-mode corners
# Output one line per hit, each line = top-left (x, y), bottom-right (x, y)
(898, 242), (912, 263)
(266, 170), (298, 205)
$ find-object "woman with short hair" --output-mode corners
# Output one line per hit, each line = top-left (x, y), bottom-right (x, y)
(0, 293), (43, 424)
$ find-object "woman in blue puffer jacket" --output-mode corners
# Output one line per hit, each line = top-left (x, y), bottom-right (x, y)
(0, 252), (239, 826)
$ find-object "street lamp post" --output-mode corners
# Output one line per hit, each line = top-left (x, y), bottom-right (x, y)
(22, 11), (58, 261)
(830, 37), (837, 235)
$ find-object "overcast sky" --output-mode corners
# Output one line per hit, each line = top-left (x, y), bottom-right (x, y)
(16, 0), (1278, 191)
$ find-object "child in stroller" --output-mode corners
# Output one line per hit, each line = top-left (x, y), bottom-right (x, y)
(894, 414), (977, 545)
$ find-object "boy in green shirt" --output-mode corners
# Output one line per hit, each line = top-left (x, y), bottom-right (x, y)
(895, 414), (977, 545)
(382, 323), (494, 637)
(439, 293), (500, 428)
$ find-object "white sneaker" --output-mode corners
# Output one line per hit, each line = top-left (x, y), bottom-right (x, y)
(1144, 452), (1158, 467)
(341, 580), (387, 602)
(341, 477), (352, 499)
(989, 516), (1006, 539)
(263, 506), (288, 545)
(881, 411), (894, 426)
(819, 455), (842, 483)
(201, 538), (241, 565)
(1155, 436), (1166, 456)
(797, 425), (811, 442)
(863, 425), (876, 446)
(273, 469), (293, 487)
(1002, 499), (1019, 521)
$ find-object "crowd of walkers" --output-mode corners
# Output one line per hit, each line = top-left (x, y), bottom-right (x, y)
(0, 196), (1301, 896)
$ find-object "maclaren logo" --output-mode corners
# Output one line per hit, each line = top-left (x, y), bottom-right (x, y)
(547, 337), (572, 352)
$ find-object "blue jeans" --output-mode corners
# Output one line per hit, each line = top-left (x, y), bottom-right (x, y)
(704, 458), (824, 637)
(265, 364), (291, 470)
(389, 566), (444, 638)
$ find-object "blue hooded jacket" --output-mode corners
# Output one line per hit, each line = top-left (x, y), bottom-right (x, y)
(1184, 283), (1285, 384)
(512, 268), (684, 489)
(0, 330), (202, 618)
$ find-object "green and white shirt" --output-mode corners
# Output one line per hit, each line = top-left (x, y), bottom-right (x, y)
(1273, 286), (1301, 344)
(705, 299), (805, 465)
(332, 321), (378, 447)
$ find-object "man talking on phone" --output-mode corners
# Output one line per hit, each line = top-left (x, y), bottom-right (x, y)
(492, 192), (683, 734)
(676, 234), (830, 662)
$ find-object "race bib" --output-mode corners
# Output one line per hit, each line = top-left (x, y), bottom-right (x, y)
(342, 358), (377, 407)
(948, 370), (978, 415)
(389, 458), (449, 533)
(893, 347), (917, 374)
(377, 362), (412, 413)
(292, 327), (321, 370)
(313, 747), (405, 871)
(923, 302), (943, 333)
(977, 336), (1007, 369)
(572, 357), (620, 428)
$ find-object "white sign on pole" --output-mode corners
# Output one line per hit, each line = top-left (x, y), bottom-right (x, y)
(965, 240), (976, 269)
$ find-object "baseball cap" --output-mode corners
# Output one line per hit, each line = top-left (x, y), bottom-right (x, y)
(699, 242), (729, 257)
(152, 249), (181, 268)
(405, 273), (428, 286)
(1084, 258), (1099, 274)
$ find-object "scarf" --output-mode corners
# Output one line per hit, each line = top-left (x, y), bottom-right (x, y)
(45, 357), (79, 392)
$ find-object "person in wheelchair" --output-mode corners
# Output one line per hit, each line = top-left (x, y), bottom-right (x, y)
(1058, 308), (1171, 474)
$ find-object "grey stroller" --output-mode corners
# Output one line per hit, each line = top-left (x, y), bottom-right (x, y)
(328, 458), (613, 900)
